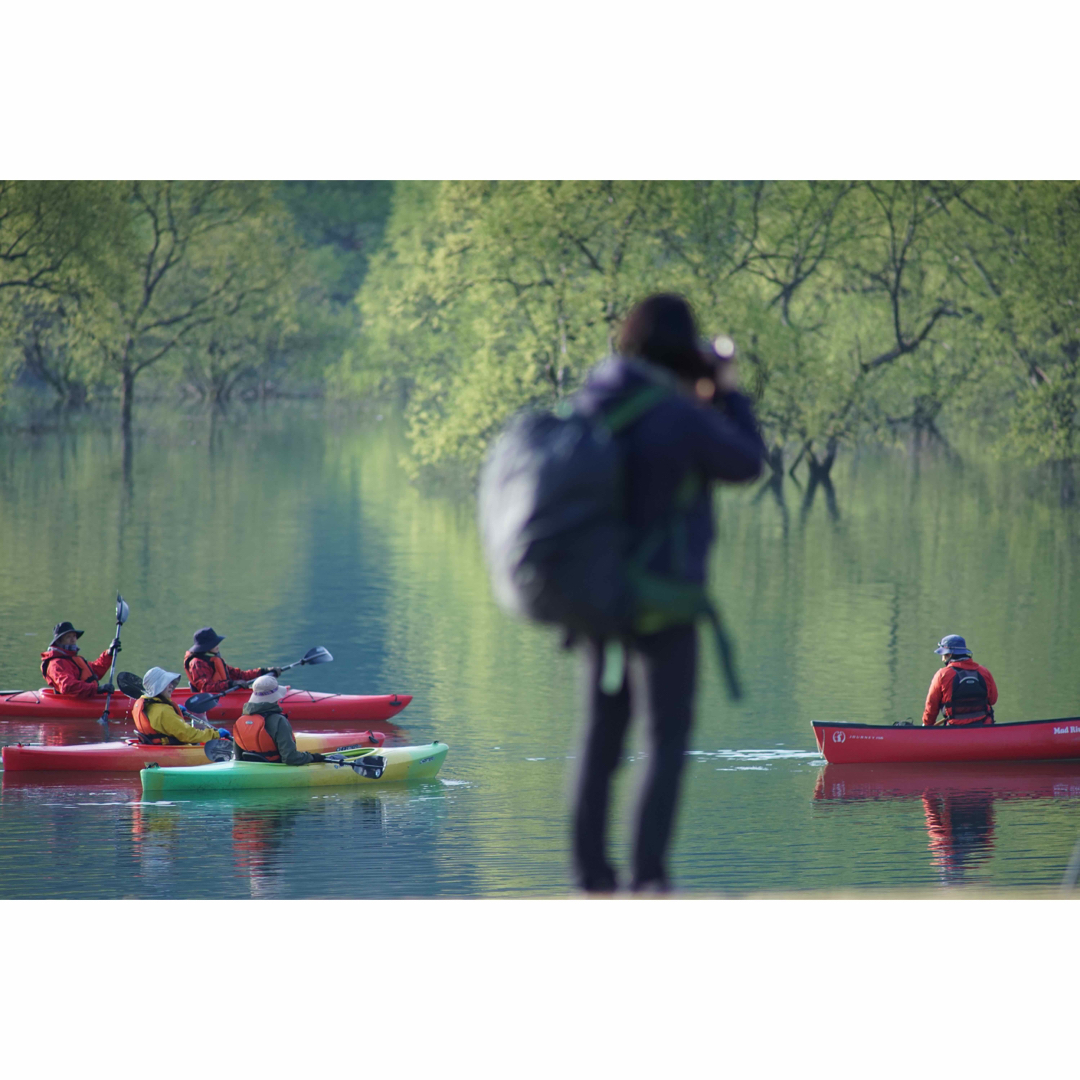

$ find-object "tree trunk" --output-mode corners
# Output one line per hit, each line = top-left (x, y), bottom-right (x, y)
(120, 366), (135, 485)
(806, 438), (838, 482)
(766, 444), (784, 477)
(120, 367), (135, 436)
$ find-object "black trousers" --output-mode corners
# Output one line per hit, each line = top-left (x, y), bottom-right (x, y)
(572, 623), (697, 892)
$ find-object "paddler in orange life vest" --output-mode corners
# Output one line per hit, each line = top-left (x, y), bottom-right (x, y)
(183, 627), (281, 694)
(922, 635), (998, 727)
(232, 675), (326, 765)
(132, 666), (233, 746)
(40, 621), (120, 697)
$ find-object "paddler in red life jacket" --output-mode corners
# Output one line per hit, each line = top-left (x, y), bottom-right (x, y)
(40, 620), (121, 697)
(232, 675), (326, 765)
(922, 635), (998, 727)
(183, 626), (281, 694)
(132, 666), (233, 746)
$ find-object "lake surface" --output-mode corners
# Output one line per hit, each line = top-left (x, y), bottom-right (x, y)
(2, 403), (1079, 898)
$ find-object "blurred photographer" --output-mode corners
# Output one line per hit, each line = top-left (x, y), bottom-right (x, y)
(571, 293), (765, 892)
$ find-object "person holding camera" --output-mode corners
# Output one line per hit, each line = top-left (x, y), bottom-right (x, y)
(571, 293), (765, 893)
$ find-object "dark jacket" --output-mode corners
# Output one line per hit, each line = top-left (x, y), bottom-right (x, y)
(234, 701), (316, 765)
(575, 355), (766, 584)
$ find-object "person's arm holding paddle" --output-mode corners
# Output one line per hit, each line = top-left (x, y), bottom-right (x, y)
(184, 627), (280, 693)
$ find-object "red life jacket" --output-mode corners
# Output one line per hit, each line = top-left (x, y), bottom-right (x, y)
(233, 712), (282, 761)
(40, 648), (94, 690)
(943, 664), (993, 724)
(184, 650), (229, 689)
(132, 697), (185, 745)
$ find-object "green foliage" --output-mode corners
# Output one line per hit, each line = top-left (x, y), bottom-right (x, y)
(0, 180), (391, 422)
(343, 180), (1080, 481)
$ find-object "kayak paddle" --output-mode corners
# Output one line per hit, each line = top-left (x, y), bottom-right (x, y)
(276, 646), (333, 672)
(324, 749), (386, 778)
(186, 691), (223, 715)
(117, 670), (145, 699)
(98, 594), (129, 738)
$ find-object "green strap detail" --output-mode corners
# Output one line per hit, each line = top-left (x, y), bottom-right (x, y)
(672, 472), (701, 509)
(599, 385), (669, 435)
(600, 640), (626, 695)
(628, 570), (742, 701)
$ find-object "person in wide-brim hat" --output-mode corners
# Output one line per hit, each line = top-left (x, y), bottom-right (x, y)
(183, 626), (280, 695)
(131, 666), (230, 747)
(39, 620), (120, 698)
(232, 675), (324, 766)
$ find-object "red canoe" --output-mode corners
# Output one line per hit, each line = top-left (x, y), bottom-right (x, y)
(0, 686), (412, 724)
(812, 716), (1080, 764)
(1, 730), (386, 772)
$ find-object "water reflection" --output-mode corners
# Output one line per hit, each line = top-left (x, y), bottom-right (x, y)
(0, 772), (447, 899)
(814, 761), (1080, 884)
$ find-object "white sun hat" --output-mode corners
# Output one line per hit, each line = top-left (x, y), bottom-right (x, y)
(249, 674), (287, 704)
(143, 666), (181, 698)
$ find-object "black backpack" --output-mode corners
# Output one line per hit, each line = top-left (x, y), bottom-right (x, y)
(478, 384), (741, 698)
(948, 666), (991, 720)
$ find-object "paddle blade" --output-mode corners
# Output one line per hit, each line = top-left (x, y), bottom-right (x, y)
(186, 692), (221, 714)
(116, 671), (145, 699)
(204, 738), (233, 763)
(115, 594), (130, 626)
(300, 646), (333, 666)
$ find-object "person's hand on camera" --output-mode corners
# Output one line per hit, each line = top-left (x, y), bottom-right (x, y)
(710, 335), (739, 394)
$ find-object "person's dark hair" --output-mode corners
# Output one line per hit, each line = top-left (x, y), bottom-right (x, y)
(618, 294), (708, 380)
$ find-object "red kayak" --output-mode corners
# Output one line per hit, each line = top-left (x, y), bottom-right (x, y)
(0, 686), (412, 724)
(813, 716), (1080, 764)
(2, 730), (386, 772)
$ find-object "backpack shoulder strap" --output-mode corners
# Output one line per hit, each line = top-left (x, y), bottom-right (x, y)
(596, 385), (670, 435)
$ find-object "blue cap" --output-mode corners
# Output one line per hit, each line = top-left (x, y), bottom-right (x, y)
(934, 634), (971, 657)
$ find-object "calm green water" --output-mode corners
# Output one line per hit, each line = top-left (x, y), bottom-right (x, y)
(1, 403), (1079, 897)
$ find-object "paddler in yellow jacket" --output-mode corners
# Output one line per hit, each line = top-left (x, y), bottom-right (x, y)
(132, 666), (232, 746)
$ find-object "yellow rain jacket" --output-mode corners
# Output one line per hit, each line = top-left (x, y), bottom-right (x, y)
(134, 697), (216, 745)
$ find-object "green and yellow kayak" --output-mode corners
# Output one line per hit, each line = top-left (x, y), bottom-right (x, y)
(140, 742), (449, 795)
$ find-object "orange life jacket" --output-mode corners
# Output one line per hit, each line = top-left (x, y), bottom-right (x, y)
(132, 697), (184, 745)
(40, 648), (94, 688)
(184, 650), (229, 686)
(233, 712), (281, 761)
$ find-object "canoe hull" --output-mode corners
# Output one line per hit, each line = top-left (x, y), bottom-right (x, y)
(812, 717), (1080, 764)
(1, 731), (386, 772)
(0, 687), (412, 723)
(140, 742), (449, 794)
